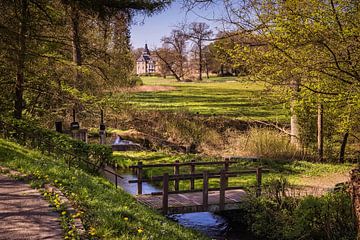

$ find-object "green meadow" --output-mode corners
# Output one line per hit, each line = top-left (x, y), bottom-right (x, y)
(125, 76), (289, 122)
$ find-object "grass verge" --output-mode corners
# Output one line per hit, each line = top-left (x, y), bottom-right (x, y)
(0, 138), (207, 240)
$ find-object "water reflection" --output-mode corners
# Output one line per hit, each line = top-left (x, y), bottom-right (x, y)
(168, 212), (228, 238)
(115, 173), (160, 195)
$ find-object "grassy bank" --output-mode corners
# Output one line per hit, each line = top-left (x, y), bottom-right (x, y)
(0, 139), (207, 240)
(123, 76), (288, 122)
(113, 151), (354, 191)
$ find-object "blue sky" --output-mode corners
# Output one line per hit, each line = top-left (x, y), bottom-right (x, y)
(130, 1), (224, 49)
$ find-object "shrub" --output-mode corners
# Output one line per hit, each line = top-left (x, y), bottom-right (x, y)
(0, 117), (114, 171)
(129, 76), (143, 87)
(238, 190), (357, 240)
(291, 192), (357, 240)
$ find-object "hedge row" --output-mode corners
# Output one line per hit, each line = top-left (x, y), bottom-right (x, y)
(0, 117), (114, 171)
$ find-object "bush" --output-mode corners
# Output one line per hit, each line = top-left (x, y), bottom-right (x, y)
(291, 192), (357, 240)
(238, 188), (356, 240)
(0, 117), (114, 171)
(129, 76), (143, 87)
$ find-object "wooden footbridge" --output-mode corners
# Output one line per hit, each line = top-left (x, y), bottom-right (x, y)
(128, 159), (265, 214)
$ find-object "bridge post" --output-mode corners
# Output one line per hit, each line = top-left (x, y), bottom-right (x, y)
(224, 158), (229, 188)
(256, 167), (262, 197)
(220, 170), (226, 211)
(174, 160), (180, 192)
(202, 171), (209, 211)
(162, 173), (169, 215)
(137, 161), (143, 195)
(190, 160), (195, 190)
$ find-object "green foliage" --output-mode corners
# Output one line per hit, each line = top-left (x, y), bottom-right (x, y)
(238, 190), (356, 240)
(129, 76), (143, 87)
(0, 117), (113, 171)
(0, 139), (205, 240)
(291, 193), (357, 240)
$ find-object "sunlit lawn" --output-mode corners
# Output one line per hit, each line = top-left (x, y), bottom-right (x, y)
(126, 76), (289, 122)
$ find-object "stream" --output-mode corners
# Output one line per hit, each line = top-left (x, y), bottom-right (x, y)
(104, 169), (255, 240)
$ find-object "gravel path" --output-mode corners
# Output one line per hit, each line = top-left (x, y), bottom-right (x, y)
(0, 175), (63, 240)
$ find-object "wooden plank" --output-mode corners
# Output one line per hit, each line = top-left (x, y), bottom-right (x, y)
(162, 173), (169, 214)
(174, 160), (179, 191)
(150, 186), (245, 195)
(128, 170), (267, 184)
(190, 160), (195, 190)
(202, 171), (208, 210)
(137, 161), (143, 195)
(219, 170), (226, 211)
(129, 160), (238, 169)
(224, 158), (229, 188)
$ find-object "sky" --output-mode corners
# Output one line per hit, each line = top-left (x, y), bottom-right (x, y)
(130, 1), (225, 49)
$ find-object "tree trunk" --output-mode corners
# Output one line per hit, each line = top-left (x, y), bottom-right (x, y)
(220, 64), (224, 76)
(290, 79), (300, 147)
(14, 0), (28, 119)
(205, 60), (209, 79)
(155, 51), (182, 81)
(70, 4), (82, 88)
(317, 103), (324, 162)
(198, 41), (202, 81)
(349, 168), (360, 235)
(339, 131), (349, 163)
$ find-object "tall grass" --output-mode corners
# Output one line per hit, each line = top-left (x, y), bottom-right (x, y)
(234, 127), (302, 160)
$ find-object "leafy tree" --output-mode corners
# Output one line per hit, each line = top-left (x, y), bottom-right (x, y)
(191, 0), (360, 160)
(0, 0), (171, 120)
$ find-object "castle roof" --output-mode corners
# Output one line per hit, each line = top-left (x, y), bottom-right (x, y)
(136, 44), (155, 63)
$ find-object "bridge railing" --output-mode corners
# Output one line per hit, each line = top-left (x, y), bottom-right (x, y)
(129, 159), (238, 195)
(129, 160), (268, 214)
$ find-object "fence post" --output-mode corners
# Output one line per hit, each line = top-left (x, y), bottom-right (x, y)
(137, 161), (143, 195)
(162, 173), (169, 215)
(203, 171), (209, 211)
(224, 158), (229, 188)
(256, 167), (262, 197)
(219, 170), (226, 211)
(115, 174), (118, 189)
(190, 160), (195, 190)
(174, 160), (180, 192)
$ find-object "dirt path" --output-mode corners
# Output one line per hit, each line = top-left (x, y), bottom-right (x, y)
(288, 172), (351, 197)
(298, 172), (350, 189)
(0, 175), (63, 240)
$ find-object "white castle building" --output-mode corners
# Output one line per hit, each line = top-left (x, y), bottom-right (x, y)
(136, 44), (159, 75)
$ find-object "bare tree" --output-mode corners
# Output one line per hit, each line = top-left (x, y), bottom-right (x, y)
(186, 22), (213, 80)
(157, 30), (189, 81)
